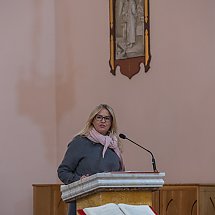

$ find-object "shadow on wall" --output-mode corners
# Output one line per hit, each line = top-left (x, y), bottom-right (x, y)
(14, 69), (63, 160)
(16, 49), (76, 166)
(16, 66), (75, 163)
(15, 0), (77, 164)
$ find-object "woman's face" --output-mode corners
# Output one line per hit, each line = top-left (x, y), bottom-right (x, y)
(92, 108), (112, 135)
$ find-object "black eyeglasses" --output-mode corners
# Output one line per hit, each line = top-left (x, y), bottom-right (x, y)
(95, 114), (112, 122)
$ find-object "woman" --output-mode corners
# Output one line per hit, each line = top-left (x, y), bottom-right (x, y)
(57, 104), (125, 215)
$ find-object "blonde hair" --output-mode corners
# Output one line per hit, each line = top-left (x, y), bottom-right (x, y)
(77, 104), (122, 150)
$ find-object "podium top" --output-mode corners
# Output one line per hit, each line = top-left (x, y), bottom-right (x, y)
(61, 171), (165, 202)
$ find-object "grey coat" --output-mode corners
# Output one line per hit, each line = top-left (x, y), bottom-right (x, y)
(57, 135), (123, 185)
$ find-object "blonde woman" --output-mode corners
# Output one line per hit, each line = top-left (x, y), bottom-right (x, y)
(57, 104), (125, 215)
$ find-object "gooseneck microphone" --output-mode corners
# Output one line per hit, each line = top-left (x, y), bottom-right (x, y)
(119, 133), (158, 172)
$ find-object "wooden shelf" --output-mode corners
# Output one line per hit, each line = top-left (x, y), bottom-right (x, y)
(33, 184), (215, 215)
(33, 184), (68, 215)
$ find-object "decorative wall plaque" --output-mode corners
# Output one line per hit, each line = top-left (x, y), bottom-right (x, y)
(109, 0), (151, 79)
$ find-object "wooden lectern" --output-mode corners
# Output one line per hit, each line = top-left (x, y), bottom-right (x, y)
(60, 172), (165, 214)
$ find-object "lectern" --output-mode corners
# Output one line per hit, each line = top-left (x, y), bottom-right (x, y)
(60, 172), (165, 214)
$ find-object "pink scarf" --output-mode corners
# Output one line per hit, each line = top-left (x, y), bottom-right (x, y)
(87, 128), (125, 170)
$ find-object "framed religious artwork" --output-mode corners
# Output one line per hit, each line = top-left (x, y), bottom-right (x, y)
(109, 0), (151, 79)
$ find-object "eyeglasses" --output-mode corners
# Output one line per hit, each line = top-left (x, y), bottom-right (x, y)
(95, 114), (112, 122)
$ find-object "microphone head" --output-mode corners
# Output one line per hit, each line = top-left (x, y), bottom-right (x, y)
(119, 133), (127, 139)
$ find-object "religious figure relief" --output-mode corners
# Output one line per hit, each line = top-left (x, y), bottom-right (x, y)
(115, 0), (144, 60)
(109, 0), (151, 78)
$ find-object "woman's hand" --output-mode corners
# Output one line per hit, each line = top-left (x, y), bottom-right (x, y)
(80, 174), (89, 180)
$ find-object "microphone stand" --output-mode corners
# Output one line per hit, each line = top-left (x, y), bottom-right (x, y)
(120, 134), (158, 172)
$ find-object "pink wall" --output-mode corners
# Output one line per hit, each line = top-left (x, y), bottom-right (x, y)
(0, 1), (57, 215)
(0, 0), (215, 214)
(56, 0), (215, 183)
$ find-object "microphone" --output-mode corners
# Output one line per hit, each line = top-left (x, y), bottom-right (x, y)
(119, 133), (158, 172)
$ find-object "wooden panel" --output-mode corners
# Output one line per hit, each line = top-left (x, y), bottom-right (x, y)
(33, 185), (68, 215)
(33, 186), (52, 215)
(199, 186), (215, 215)
(152, 190), (160, 214)
(33, 184), (215, 215)
(52, 186), (68, 215)
(159, 186), (197, 215)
